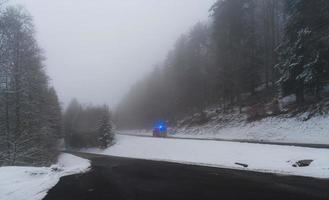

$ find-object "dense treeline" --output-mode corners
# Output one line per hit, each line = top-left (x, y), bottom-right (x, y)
(277, 0), (329, 104)
(0, 6), (62, 166)
(117, 0), (329, 129)
(63, 99), (114, 149)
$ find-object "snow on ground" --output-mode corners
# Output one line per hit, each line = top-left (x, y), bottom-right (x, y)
(174, 115), (329, 144)
(0, 153), (90, 200)
(120, 115), (329, 144)
(86, 135), (329, 179)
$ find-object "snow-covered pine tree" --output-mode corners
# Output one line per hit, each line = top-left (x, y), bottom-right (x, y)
(40, 87), (62, 161)
(277, 0), (329, 104)
(98, 106), (114, 149)
(276, 28), (314, 104)
(0, 6), (62, 166)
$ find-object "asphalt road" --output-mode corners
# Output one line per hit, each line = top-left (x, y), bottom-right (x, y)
(118, 132), (329, 149)
(44, 152), (329, 200)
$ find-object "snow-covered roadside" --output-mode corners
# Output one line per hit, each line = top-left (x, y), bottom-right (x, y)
(0, 153), (90, 200)
(173, 115), (329, 144)
(86, 135), (329, 179)
(120, 115), (329, 144)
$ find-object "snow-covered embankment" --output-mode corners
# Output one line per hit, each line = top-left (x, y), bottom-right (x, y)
(120, 115), (329, 145)
(0, 153), (90, 200)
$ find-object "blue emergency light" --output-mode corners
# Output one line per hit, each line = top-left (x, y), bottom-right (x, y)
(154, 121), (167, 131)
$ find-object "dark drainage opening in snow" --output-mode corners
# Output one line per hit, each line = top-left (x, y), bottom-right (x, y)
(292, 160), (313, 167)
(235, 163), (248, 168)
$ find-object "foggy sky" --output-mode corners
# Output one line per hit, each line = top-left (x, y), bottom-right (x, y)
(10, 0), (216, 108)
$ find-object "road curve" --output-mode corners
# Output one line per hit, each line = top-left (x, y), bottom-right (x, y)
(44, 152), (329, 200)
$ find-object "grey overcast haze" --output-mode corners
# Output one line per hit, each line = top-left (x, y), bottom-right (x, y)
(9, 0), (216, 108)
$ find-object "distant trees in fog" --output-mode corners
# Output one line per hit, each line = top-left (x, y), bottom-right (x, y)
(117, 0), (329, 128)
(0, 6), (62, 166)
(64, 99), (114, 149)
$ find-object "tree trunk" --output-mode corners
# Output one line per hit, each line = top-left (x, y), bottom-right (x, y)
(296, 81), (305, 106)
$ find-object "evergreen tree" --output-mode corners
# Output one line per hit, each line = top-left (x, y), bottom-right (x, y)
(63, 99), (82, 149)
(98, 106), (114, 149)
(277, 0), (329, 103)
(211, 0), (262, 110)
(0, 6), (62, 166)
(63, 100), (115, 149)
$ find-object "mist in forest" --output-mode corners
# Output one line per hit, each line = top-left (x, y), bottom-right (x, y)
(9, 0), (216, 107)
(1, 0), (329, 172)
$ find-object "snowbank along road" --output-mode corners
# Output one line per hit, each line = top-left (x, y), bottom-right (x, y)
(85, 135), (329, 178)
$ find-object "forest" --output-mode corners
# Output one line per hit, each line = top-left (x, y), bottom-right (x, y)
(63, 99), (114, 149)
(0, 5), (114, 166)
(0, 6), (62, 165)
(1, 1), (329, 198)
(1, 0), (329, 166)
(117, 0), (329, 129)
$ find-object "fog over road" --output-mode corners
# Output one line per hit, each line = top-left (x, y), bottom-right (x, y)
(44, 152), (329, 200)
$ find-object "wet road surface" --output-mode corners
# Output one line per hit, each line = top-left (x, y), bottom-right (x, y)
(44, 152), (329, 200)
